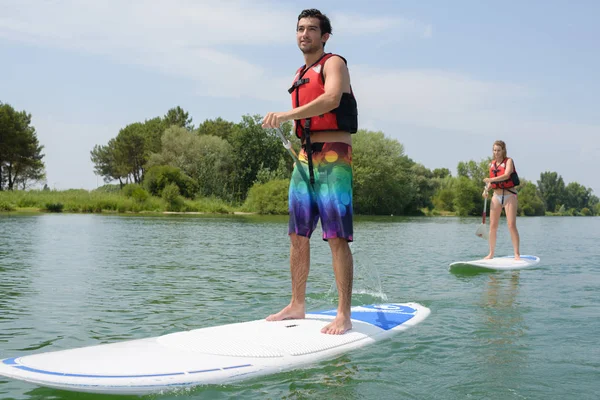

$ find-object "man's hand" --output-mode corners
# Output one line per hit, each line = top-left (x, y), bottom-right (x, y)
(262, 112), (290, 128)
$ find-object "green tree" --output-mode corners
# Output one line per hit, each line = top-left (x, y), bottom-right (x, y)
(114, 123), (147, 184)
(432, 168), (452, 179)
(352, 130), (415, 215)
(91, 116), (166, 187)
(409, 163), (436, 212)
(432, 176), (456, 211)
(589, 194), (599, 215)
(91, 138), (128, 187)
(563, 182), (593, 211)
(453, 176), (480, 216)
(228, 115), (287, 201)
(537, 171), (565, 212)
(516, 180), (546, 216)
(146, 126), (234, 199)
(164, 106), (193, 131)
(112, 118), (168, 184)
(196, 117), (236, 140)
(457, 159), (489, 186)
(142, 117), (167, 155)
(0, 102), (46, 190)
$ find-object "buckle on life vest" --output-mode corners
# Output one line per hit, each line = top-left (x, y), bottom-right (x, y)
(287, 78), (310, 94)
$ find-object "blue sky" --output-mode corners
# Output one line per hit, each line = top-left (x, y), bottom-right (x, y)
(1, 0), (598, 195)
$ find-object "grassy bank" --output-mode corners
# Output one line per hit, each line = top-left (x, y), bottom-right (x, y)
(0, 189), (237, 214)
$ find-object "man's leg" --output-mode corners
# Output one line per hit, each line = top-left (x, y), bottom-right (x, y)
(321, 237), (353, 334)
(266, 233), (310, 321)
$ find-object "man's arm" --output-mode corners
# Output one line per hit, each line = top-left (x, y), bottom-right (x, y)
(262, 56), (350, 128)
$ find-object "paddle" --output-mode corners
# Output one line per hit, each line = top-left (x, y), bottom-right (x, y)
(475, 188), (489, 240)
(274, 126), (311, 185)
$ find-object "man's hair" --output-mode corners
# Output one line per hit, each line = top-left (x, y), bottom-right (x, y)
(297, 9), (332, 35)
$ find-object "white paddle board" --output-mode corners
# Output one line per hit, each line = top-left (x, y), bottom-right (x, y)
(449, 255), (540, 271)
(0, 303), (430, 395)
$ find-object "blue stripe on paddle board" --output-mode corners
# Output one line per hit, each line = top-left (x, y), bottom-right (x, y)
(1, 357), (252, 379)
(312, 304), (417, 331)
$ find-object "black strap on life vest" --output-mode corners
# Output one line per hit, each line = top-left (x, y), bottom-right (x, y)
(287, 78), (310, 94)
(303, 118), (315, 185)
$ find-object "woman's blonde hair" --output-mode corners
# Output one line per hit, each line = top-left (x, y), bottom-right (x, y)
(493, 140), (507, 160)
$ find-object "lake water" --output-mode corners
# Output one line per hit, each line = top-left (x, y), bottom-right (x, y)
(0, 213), (598, 399)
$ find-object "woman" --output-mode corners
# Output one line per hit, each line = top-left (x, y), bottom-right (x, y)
(482, 140), (520, 260)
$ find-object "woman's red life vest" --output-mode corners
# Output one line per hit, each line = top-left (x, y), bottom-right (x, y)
(288, 53), (358, 139)
(489, 158), (518, 189)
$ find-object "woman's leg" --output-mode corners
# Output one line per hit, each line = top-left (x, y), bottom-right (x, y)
(503, 195), (521, 260)
(485, 195), (503, 259)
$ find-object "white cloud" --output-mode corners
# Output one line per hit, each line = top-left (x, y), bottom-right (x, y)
(0, 1), (434, 101)
(332, 13), (433, 38)
(351, 66), (534, 133)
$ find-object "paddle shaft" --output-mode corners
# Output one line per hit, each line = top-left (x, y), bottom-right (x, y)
(275, 127), (311, 185)
(482, 196), (487, 224)
(482, 184), (491, 223)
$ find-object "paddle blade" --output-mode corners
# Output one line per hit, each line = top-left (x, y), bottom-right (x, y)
(475, 224), (489, 240)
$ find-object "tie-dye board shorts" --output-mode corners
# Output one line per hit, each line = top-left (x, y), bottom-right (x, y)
(288, 142), (353, 242)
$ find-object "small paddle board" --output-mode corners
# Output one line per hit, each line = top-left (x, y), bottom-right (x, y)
(449, 255), (540, 271)
(0, 303), (430, 395)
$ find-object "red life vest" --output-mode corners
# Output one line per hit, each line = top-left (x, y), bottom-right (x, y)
(288, 53), (358, 139)
(489, 158), (517, 189)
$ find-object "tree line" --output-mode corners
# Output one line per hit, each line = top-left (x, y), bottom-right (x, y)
(88, 106), (599, 216)
(2, 101), (598, 216)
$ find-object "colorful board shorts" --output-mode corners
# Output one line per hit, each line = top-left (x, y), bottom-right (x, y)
(288, 142), (353, 242)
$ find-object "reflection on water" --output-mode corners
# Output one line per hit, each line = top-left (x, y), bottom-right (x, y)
(478, 272), (527, 371)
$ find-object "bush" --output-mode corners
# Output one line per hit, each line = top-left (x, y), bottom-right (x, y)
(162, 183), (184, 211)
(243, 179), (289, 214)
(581, 207), (592, 216)
(0, 201), (16, 212)
(144, 165), (199, 199)
(45, 202), (64, 212)
(122, 184), (149, 203)
(432, 187), (454, 212)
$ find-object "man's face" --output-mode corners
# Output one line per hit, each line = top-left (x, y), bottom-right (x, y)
(296, 17), (328, 54)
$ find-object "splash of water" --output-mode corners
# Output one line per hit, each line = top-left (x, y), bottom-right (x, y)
(327, 243), (388, 301)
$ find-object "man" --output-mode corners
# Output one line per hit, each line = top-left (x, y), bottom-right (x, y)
(262, 9), (358, 335)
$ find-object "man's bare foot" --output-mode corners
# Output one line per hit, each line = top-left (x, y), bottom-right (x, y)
(483, 254), (494, 260)
(266, 304), (305, 321)
(321, 315), (352, 335)
(514, 255), (521, 261)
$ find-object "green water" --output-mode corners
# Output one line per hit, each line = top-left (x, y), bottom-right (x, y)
(0, 214), (598, 399)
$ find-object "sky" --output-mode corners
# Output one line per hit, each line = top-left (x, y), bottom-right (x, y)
(1, 0), (599, 194)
